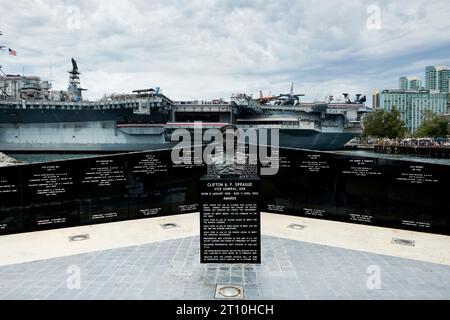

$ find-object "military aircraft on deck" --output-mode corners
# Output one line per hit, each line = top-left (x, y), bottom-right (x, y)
(274, 82), (305, 105)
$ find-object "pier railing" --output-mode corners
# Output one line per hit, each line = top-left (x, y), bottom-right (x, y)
(374, 144), (450, 159)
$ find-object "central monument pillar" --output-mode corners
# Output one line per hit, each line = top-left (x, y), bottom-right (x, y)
(199, 135), (261, 264)
(200, 175), (260, 264)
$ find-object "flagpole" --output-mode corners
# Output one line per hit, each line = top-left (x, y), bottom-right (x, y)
(0, 30), (5, 98)
(0, 30), (3, 76)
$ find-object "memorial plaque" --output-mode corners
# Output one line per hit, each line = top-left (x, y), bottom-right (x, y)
(299, 152), (332, 174)
(79, 156), (129, 224)
(340, 156), (382, 178)
(128, 150), (170, 219)
(22, 162), (80, 231)
(335, 155), (388, 227)
(127, 147), (203, 218)
(261, 148), (337, 219)
(0, 167), (22, 235)
(200, 176), (261, 264)
(385, 160), (450, 234)
(169, 146), (206, 214)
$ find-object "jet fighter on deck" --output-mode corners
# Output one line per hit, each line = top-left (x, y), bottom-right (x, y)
(274, 82), (305, 105)
(254, 91), (277, 104)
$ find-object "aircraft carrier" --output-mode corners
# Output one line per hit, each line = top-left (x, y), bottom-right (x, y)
(0, 46), (370, 152)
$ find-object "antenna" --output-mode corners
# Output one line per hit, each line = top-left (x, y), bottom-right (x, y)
(0, 31), (3, 75)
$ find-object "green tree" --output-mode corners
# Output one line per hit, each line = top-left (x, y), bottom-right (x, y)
(363, 107), (406, 138)
(362, 109), (384, 137)
(415, 110), (448, 138)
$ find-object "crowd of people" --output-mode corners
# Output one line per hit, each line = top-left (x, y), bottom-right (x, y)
(354, 137), (450, 148)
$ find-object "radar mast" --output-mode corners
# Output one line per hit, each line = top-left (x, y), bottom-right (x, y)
(68, 57), (87, 102)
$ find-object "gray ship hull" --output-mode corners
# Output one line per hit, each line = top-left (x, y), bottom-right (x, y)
(0, 121), (357, 152)
(278, 129), (358, 150)
(0, 121), (169, 152)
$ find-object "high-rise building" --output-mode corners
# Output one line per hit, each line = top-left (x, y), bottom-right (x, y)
(399, 76), (421, 90)
(425, 66), (450, 93)
(408, 78), (422, 90)
(372, 90), (380, 110)
(425, 66), (437, 90)
(373, 89), (448, 132)
(399, 77), (408, 90)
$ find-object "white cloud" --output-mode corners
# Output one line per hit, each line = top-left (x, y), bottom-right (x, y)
(1, 0), (450, 104)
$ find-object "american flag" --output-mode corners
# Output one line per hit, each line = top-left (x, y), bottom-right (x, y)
(8, 48), (17, 56)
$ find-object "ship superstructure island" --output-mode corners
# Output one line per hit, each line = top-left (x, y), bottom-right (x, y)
(0, 33), (370, 152)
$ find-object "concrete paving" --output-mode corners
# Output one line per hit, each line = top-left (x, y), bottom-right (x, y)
(1, 213), (450, 300)
(1, 235), (450, 300)
(2, 213), (450, 267)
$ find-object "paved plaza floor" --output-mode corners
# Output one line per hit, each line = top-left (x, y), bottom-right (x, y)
(1, 235), (450, 300)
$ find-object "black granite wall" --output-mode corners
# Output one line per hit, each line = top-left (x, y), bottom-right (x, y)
(1, 147), (449, 236)
(261, 148), (450, 235)
(0, 148), (205, 235)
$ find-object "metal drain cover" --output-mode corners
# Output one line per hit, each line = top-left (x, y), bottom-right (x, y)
(69, 234), (90, 242)
(215, 285), (244, 300)
(160, 223), (180, 229)
(392, 238), (415, 247)
(288, 223), (306, 230)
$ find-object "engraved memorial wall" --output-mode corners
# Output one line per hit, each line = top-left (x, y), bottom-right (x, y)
(0, 146), (449, 236)
(262, 148), (450, 235)
(0, 147), (205, 235)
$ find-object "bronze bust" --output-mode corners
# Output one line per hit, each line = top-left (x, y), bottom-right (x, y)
(206, 125), (257, 178)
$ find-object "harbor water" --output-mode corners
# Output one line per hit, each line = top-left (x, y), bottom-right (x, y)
(6, 153), (108, 164)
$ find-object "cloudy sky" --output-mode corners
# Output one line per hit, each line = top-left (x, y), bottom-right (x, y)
(1, 0), (450, 105)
